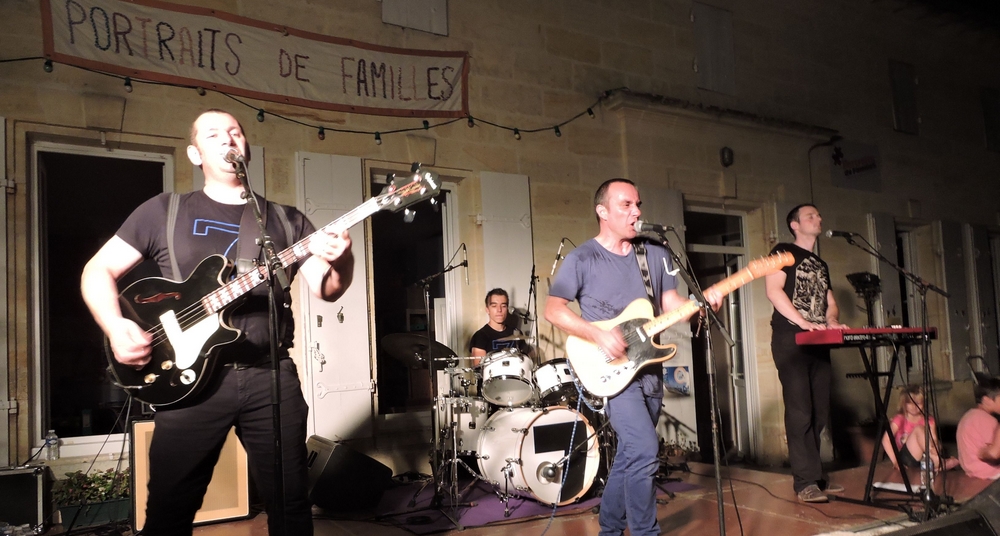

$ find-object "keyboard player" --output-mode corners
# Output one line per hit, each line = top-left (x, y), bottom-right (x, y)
(765, 203), (848, 503)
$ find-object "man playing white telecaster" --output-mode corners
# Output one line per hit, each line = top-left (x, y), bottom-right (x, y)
(545, 178), (719, 536)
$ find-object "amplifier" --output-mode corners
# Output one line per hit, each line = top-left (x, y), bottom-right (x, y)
(131, 420), (251, 531)
(0, 465), (52, 530)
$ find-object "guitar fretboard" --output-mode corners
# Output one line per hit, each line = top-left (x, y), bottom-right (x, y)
(200, 196), (382, 314)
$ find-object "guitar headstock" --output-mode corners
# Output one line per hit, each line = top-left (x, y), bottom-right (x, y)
(377, 165), (441, 213)
(747, 251), (795, 278)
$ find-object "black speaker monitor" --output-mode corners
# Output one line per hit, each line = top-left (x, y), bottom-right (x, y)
(306, 435), (392, 511)
(888, 479), (1000, 536)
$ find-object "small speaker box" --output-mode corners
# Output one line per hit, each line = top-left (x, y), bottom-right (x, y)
(306, 435), (392, 511)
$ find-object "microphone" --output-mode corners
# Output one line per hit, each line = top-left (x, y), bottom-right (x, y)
(825, 230), (857, 239)
(463, 244), (469, 286)
(223, 149), (245, 164)
(634, 220), (673, 233)
(550, 238), (566, 276)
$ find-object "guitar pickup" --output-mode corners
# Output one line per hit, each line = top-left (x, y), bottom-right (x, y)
(634, 327), (647, 343)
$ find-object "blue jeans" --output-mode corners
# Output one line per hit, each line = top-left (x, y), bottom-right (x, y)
(143, 358), (313, 536)
(598, 375), (663, 536)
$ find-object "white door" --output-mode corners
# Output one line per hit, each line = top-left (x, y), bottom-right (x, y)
(297, 153), (374, 440)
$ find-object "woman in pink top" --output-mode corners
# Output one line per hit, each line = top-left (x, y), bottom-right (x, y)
(957, 377), (1000, 480)
(881, 384), (959, 472)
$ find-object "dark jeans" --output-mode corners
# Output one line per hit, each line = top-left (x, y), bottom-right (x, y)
(598, 375), (663, 536)
(772, 330), (832, 493)
(142, 359), (313, 536)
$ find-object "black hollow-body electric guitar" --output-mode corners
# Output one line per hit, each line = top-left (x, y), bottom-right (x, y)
(107, 170), (440, 406)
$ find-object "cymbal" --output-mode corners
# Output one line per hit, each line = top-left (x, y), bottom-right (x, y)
(381, 333), (456, 368)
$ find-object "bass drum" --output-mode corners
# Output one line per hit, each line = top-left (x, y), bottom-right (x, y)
(477, 406), (599, 506)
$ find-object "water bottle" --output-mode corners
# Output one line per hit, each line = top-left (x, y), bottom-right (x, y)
(919, 458), (934, 488)
(44, 429), (59, 460)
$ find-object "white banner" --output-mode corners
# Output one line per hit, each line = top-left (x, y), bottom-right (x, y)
(42, 0), (469, 117)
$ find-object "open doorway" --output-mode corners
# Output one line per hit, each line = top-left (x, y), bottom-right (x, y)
(684, 209), (751, 462)
(32, 145), (170, 453)
(370, 174), (449, 414)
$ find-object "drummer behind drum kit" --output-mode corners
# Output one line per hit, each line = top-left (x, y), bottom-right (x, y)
(433, 335), (614, 515)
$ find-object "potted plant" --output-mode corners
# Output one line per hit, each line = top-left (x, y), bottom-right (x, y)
(52, 468), (131, 529)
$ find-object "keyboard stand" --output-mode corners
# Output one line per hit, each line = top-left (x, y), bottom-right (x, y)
(832, 342), (920, 510)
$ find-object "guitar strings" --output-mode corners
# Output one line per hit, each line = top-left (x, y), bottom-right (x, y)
(141, 199), (376, 349)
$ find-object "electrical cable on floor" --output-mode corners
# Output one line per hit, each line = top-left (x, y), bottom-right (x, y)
(687, 468), (911, 527)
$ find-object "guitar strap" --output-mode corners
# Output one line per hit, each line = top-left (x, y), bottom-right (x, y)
(634, 241), (657, 312)
(166, 193), (181, 280)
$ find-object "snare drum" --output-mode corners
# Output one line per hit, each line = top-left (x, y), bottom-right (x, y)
(477, 406), (600, 506)
(435, 396), (490, 455)
(481, 348), (534, 407)
(533, 358), (577, 405)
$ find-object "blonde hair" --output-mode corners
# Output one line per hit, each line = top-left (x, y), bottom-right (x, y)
(897, 384), (923, 414)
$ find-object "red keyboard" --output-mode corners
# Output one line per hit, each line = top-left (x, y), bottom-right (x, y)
(796, 327), (937, 346)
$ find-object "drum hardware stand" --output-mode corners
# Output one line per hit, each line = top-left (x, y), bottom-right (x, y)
(649, 228), (732, 536)
(833, 234), (954, 520)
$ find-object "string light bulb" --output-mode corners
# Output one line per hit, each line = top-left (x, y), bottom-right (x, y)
(43, 59), (53, 72)
(422, 120), (430, 130)
(195, 86), (206, 96)
(587, 108), (595, 118)
(467, 116), (474, 128)
(513, 128), (521, 140)
(554, 125), (562, 137)
(317, 127), (325, 141)
(124, 77), (133, 93)
(374, 132), (382, 145)
(256, 109), (265, 122)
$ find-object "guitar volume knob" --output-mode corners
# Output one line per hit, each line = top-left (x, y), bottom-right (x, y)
(179, 369), (196, 385)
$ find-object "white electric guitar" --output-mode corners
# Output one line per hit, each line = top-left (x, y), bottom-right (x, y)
(565, 252), (793, 398)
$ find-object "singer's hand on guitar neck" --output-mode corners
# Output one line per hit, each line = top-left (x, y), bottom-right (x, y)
(308, 228), (352, 265)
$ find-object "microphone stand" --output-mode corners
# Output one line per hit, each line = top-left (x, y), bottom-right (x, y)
(519, 265), (540, 363)
(235, 160), (290, 535)
(412, 251), (467, 529)
(649, 229), (732, 536)
(834, 234), (952, 519)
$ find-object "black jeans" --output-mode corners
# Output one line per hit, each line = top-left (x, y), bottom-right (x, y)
(772, 330), (831, 493)
(143, 358), (313, 536)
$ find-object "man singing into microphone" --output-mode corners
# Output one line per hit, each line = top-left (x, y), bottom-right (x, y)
(546, 178), (720, 536)
(765, 203), (847, 503)
(81, 109), (353, 535)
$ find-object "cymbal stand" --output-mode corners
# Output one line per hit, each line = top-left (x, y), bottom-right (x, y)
(410, 251), (466, 528)
(836, 234), (953, 519)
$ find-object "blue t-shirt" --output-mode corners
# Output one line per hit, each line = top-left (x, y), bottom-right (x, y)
(549, 238), (677, 322)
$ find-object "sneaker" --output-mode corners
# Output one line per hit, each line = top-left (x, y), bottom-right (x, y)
(822, 482), (845, 493)
(797, 484), (829, 503)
